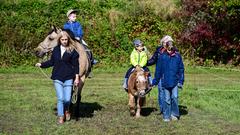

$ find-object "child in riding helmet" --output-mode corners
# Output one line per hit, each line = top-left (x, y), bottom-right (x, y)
(64, 9), (84, 42)
(122, 39), (152, 90)
(64, 9), (97, 67)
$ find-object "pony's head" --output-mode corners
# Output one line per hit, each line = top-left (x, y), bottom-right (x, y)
(35, 26), (62, 57)
(132, 67), (149, 97)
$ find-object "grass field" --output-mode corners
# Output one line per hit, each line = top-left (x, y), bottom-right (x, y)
(0, 66), (240, 135)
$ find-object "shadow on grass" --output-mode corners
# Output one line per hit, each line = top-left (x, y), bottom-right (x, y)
(53, 102), (103, 120)
(179, 105), (188, 115)
(71, 102), (103, 120)
(141, 107), (158, 116)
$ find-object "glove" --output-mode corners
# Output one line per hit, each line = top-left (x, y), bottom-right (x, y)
(177, 83), (183, 89)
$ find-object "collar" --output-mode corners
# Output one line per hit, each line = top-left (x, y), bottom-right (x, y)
(159, 47), (166, 54)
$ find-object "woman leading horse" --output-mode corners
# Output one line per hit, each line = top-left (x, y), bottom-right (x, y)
(35, 26), (92, 123)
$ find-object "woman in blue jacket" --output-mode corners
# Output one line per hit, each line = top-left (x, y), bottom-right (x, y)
(152, 36), (184, 122)
(35, 31), (79, 124)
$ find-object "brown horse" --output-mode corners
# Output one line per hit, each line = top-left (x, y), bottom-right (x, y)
(127, 66), (149, 118)
(35, 26), (91, 118)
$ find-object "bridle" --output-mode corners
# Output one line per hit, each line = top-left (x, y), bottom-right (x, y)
(135, 72), (149, 97)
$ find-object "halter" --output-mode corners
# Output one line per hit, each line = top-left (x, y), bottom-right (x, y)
(135, 71), (148, 97)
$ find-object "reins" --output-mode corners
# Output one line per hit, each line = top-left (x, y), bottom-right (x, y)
(71, 85), (79, 104)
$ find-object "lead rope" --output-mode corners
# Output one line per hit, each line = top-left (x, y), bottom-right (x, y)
(38, 66), (51, 80)
(71, 85), (79, 104)
(38, 66), (79, 104)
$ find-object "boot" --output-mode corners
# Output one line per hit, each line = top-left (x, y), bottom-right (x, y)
(92, 59), (98, 65)
(88, 72), (93, 78)
(57, 116), (64, 124)
(65, 111), (71, 121)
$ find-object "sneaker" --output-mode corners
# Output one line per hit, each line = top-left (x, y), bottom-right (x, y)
(92, 59), (98, 65)
(122, 84), (127, 90)
(65, 111), (71, 121)
(122, 78), (128, 90)
(57, 116), (64, 124)
(163, 119), (170, 122)
(171, 115), (178, 121)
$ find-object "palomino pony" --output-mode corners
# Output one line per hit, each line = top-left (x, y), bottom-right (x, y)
(35, 26), (92, 118)
(127, 66), (150, 118)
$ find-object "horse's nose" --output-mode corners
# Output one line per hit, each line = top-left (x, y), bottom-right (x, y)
(139, 90), (145, 97)
(35, 49), (40, 57)
(34, 48), (44, 58)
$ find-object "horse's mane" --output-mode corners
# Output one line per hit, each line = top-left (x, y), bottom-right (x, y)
(128, 67), (148, 95)
(128, 71), (136, 87)
(128, 67), (142, 94)
(48, 29), (54, 35)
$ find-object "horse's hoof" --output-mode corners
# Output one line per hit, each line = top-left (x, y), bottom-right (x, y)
(135, 114), (140, 118)
(130, 112), (135, 116)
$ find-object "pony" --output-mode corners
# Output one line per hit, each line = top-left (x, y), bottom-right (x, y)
(35, 26), (92, 118)
(127, 66), (150, 118)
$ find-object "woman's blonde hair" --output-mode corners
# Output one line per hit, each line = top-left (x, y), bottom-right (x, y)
(58, 31), (75, 53)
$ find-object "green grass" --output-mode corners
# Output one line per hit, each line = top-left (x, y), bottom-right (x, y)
(0, 66), (240, 135)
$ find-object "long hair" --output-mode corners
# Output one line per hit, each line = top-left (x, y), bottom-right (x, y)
(58, 31), (75, 53)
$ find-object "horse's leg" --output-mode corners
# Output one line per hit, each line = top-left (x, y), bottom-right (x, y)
(128, 93), (135, 116)
(136, 97), (141, 118)
(75, 75), (85, 120)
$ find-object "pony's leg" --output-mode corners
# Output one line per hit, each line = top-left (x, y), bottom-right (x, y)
(136, 97), (141, 118)
(128, 93), (135, 116)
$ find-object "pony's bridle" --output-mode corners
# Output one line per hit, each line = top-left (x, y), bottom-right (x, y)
(135, 74), (148, 97)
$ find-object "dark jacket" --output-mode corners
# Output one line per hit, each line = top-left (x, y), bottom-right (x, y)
(147, 46), (163, 66)
(152, 50), (184, 88)
(40, 45), (79, 82)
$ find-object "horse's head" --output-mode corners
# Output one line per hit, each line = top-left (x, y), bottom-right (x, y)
(35, 26), (62, 57)
(133, 67), (149, 97)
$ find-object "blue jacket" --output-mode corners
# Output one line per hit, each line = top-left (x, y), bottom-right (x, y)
(40, 45), (79, 82)
(64, 21), (83, 39)
(152, 50), (184, 88)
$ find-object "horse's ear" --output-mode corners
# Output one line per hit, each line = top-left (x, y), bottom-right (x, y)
(51, 25), (57, 32)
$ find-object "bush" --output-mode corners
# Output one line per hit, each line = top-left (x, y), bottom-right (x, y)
(177, 0), (240, 65)
(0, 0), (181, 67)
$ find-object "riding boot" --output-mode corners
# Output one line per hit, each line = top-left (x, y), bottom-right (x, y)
(65, 111), (71, 121)
(88, 72), (93, 78)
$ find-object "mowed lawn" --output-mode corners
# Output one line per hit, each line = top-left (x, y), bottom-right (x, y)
(0, 66), (240, 135)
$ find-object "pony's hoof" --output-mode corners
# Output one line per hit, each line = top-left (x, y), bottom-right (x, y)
(130, 112), (135, 116)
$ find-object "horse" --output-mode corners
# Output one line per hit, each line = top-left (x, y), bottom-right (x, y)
(35, 26), (92, 119)
(127, 66), (150, 118)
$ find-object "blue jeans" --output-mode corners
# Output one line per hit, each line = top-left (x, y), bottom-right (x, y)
(53, 79), (73, 117)
(162, 85), (179, 120)
(157, 80), (164, 113)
